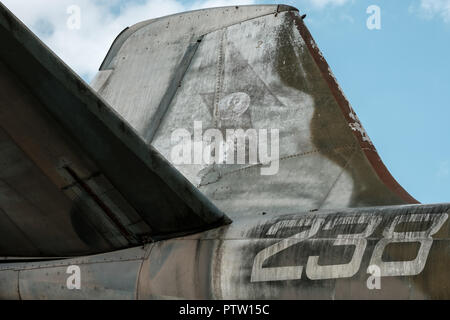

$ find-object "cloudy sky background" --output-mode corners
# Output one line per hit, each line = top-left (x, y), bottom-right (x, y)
(2, 0), (450, 204)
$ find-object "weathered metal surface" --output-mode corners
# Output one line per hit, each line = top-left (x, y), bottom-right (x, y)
(0, 204), (448, 299)
(97, 5), (297, 73)
(145, 35), (204, 142)
(0, 270), (20, 300)
(0, 4), (447, 300)
(0, 2), (229, 257)
(209, 204), (449, 299)
(0, 246), (147, 300)
(92, 5), (297, 137)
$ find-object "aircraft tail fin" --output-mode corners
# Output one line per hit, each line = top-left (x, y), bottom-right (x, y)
(92, 5), (418, 219)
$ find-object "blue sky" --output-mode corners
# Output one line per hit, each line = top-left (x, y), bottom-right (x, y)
(2, 0), (450, 204)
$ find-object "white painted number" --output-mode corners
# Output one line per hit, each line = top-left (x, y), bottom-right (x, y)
(251, 213), (448, 282)
(251, 218), (324, 282)
(369, 213), (448, 276)
(306, 216), (381, 280)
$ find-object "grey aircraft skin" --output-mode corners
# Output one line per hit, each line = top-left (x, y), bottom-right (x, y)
(0, 3), (448, 299)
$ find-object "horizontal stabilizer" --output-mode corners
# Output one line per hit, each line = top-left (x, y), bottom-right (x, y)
(0, 3), (229, 257)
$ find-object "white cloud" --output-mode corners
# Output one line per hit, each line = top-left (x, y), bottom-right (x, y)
(305, 0), (351, 9)
(415, 0), (450, 23)
(1, 0), (254, 82)
(190, 0), (254, 10)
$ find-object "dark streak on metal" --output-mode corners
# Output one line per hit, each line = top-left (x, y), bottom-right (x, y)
(61, 171), (101, 190)
(136, 244), (154, 300)
(211, 225), (230, 299)
(63, 166), (136, 244)
(17, 270), (21, 300)
(146, 36), (204, 143)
